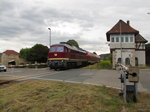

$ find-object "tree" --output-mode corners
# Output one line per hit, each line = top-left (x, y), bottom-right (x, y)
(29, 44), (49, 63)
(19, 44), (49, 63)
(93, 52), (97, 55)
(19, 48), (30, 60)
(66, 40), (79, 48)
(146, 43), (150, 65)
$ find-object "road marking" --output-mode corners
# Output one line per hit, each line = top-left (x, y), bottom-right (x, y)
(18, 71), (63, 81)
(0, 70), (63, 82)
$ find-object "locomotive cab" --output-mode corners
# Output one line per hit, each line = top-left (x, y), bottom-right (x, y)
(48, 45), (69, 69)
(48, 43), (100, 70)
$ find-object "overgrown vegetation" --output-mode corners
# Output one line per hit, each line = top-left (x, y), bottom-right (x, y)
(84, 54), (112, 69)
(146, 43), (150, 65)
(139, 66), (150, 69)
(0, 80), (150, 112)
(84, 60), (112, 69)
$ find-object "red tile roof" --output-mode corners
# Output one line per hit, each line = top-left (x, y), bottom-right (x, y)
(135, 34), (148, 43)
(106, 20), (139, 41)
(3, 50), (19, 55)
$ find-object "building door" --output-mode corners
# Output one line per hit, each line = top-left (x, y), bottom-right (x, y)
(125, 58), (130, 65)
(117, 58), (122, 64)
(8, 60), (16, 65)
(135, 57), (138, 66)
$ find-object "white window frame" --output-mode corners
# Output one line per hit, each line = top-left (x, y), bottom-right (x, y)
(116, 37), (119, 42)
(111, 37), (115, 42)
(125, 37), (129, 42)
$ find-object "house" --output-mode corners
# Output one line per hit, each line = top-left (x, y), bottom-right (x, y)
(0, 50), (20, 66)
(106, 20), (148, 68)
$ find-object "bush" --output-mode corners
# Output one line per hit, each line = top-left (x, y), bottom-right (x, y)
(84, 60), (112, 69)
(98, 60), (112, 69)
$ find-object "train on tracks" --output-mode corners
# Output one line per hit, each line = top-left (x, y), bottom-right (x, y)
(48, 43), (100, 70)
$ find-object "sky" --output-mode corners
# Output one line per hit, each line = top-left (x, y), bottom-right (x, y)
(0, 0), (150, 55)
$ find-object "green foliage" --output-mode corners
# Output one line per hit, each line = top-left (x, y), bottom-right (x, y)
(66, 39), (79, 48)
(146, 43), (150, 49)
(84, 60), (112, 69)
(106, 54), (112, 61)
(93, 52), (97, 55)
(106, 54), (112, 64)
(29, 44), (49, 63)
(19, 44), (49, 63)
(98, 60), (112, 69)
(19, 48), (30, 59)
(146, 43), (150, 65)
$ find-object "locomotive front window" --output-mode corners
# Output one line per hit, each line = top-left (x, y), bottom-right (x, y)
(57, 47), (64, 52)
(50, 47), (56, 52)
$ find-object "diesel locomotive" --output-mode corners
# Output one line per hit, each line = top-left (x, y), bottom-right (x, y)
(48, 44), (100, 70)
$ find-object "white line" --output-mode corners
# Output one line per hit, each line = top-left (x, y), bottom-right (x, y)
(18, 71), (63, 81)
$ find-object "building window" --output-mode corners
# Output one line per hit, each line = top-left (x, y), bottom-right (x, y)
(121, 37), (124, 42)
(111, 37), (114, 42)
(117, 58), (122, 64)
(116, 37), (119, 42)
(125, 58), (130, 65)
(135, 57), (138, 66)
(130, 37), (133, 42)
(125, 37), (128, 42)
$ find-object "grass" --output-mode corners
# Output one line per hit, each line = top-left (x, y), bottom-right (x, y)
(139, 66), (150, 69)
(84, 60), (112, 70)
(0, 80), (150, 112)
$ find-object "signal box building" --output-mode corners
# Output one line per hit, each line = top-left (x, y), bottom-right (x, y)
(106, 20), (148, 68)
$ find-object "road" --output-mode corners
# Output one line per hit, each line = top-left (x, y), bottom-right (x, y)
(140, 69), (150, 92)
(0, 68), (149, 92)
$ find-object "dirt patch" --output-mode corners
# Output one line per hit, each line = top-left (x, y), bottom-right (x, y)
(0, 80), (18, 88)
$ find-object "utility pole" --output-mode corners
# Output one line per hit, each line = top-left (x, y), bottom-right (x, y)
(120, 21), (123, 64)
(48, 28), (51, 48)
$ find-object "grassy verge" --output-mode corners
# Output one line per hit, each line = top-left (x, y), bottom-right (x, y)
(139, 66), (150, 69)
(84, 60), (112, 70)
(0, 80), (150, 112)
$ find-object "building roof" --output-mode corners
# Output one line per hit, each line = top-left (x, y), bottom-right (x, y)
(106, 20), (139, 41)
(3, 50), (19, 55)
(135, 34), (148, 43)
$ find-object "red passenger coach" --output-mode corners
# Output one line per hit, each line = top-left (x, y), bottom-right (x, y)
(48, 44), (100, 70)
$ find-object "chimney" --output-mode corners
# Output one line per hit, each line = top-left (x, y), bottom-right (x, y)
(127, 20), (130, 25)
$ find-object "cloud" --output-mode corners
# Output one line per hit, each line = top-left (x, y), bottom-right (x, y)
(0, 0), (150, 54)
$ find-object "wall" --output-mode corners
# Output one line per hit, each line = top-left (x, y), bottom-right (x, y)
(135, 51), (146, 66)
(109, 34), (146, 68)
(110, 43), (135, 49)
(112, 49), (135, 68)
(1, 53), (20, 66)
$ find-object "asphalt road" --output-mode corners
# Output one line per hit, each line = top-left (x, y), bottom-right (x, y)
(0, 68), (149, 92)
(140, 69), (150, 92)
